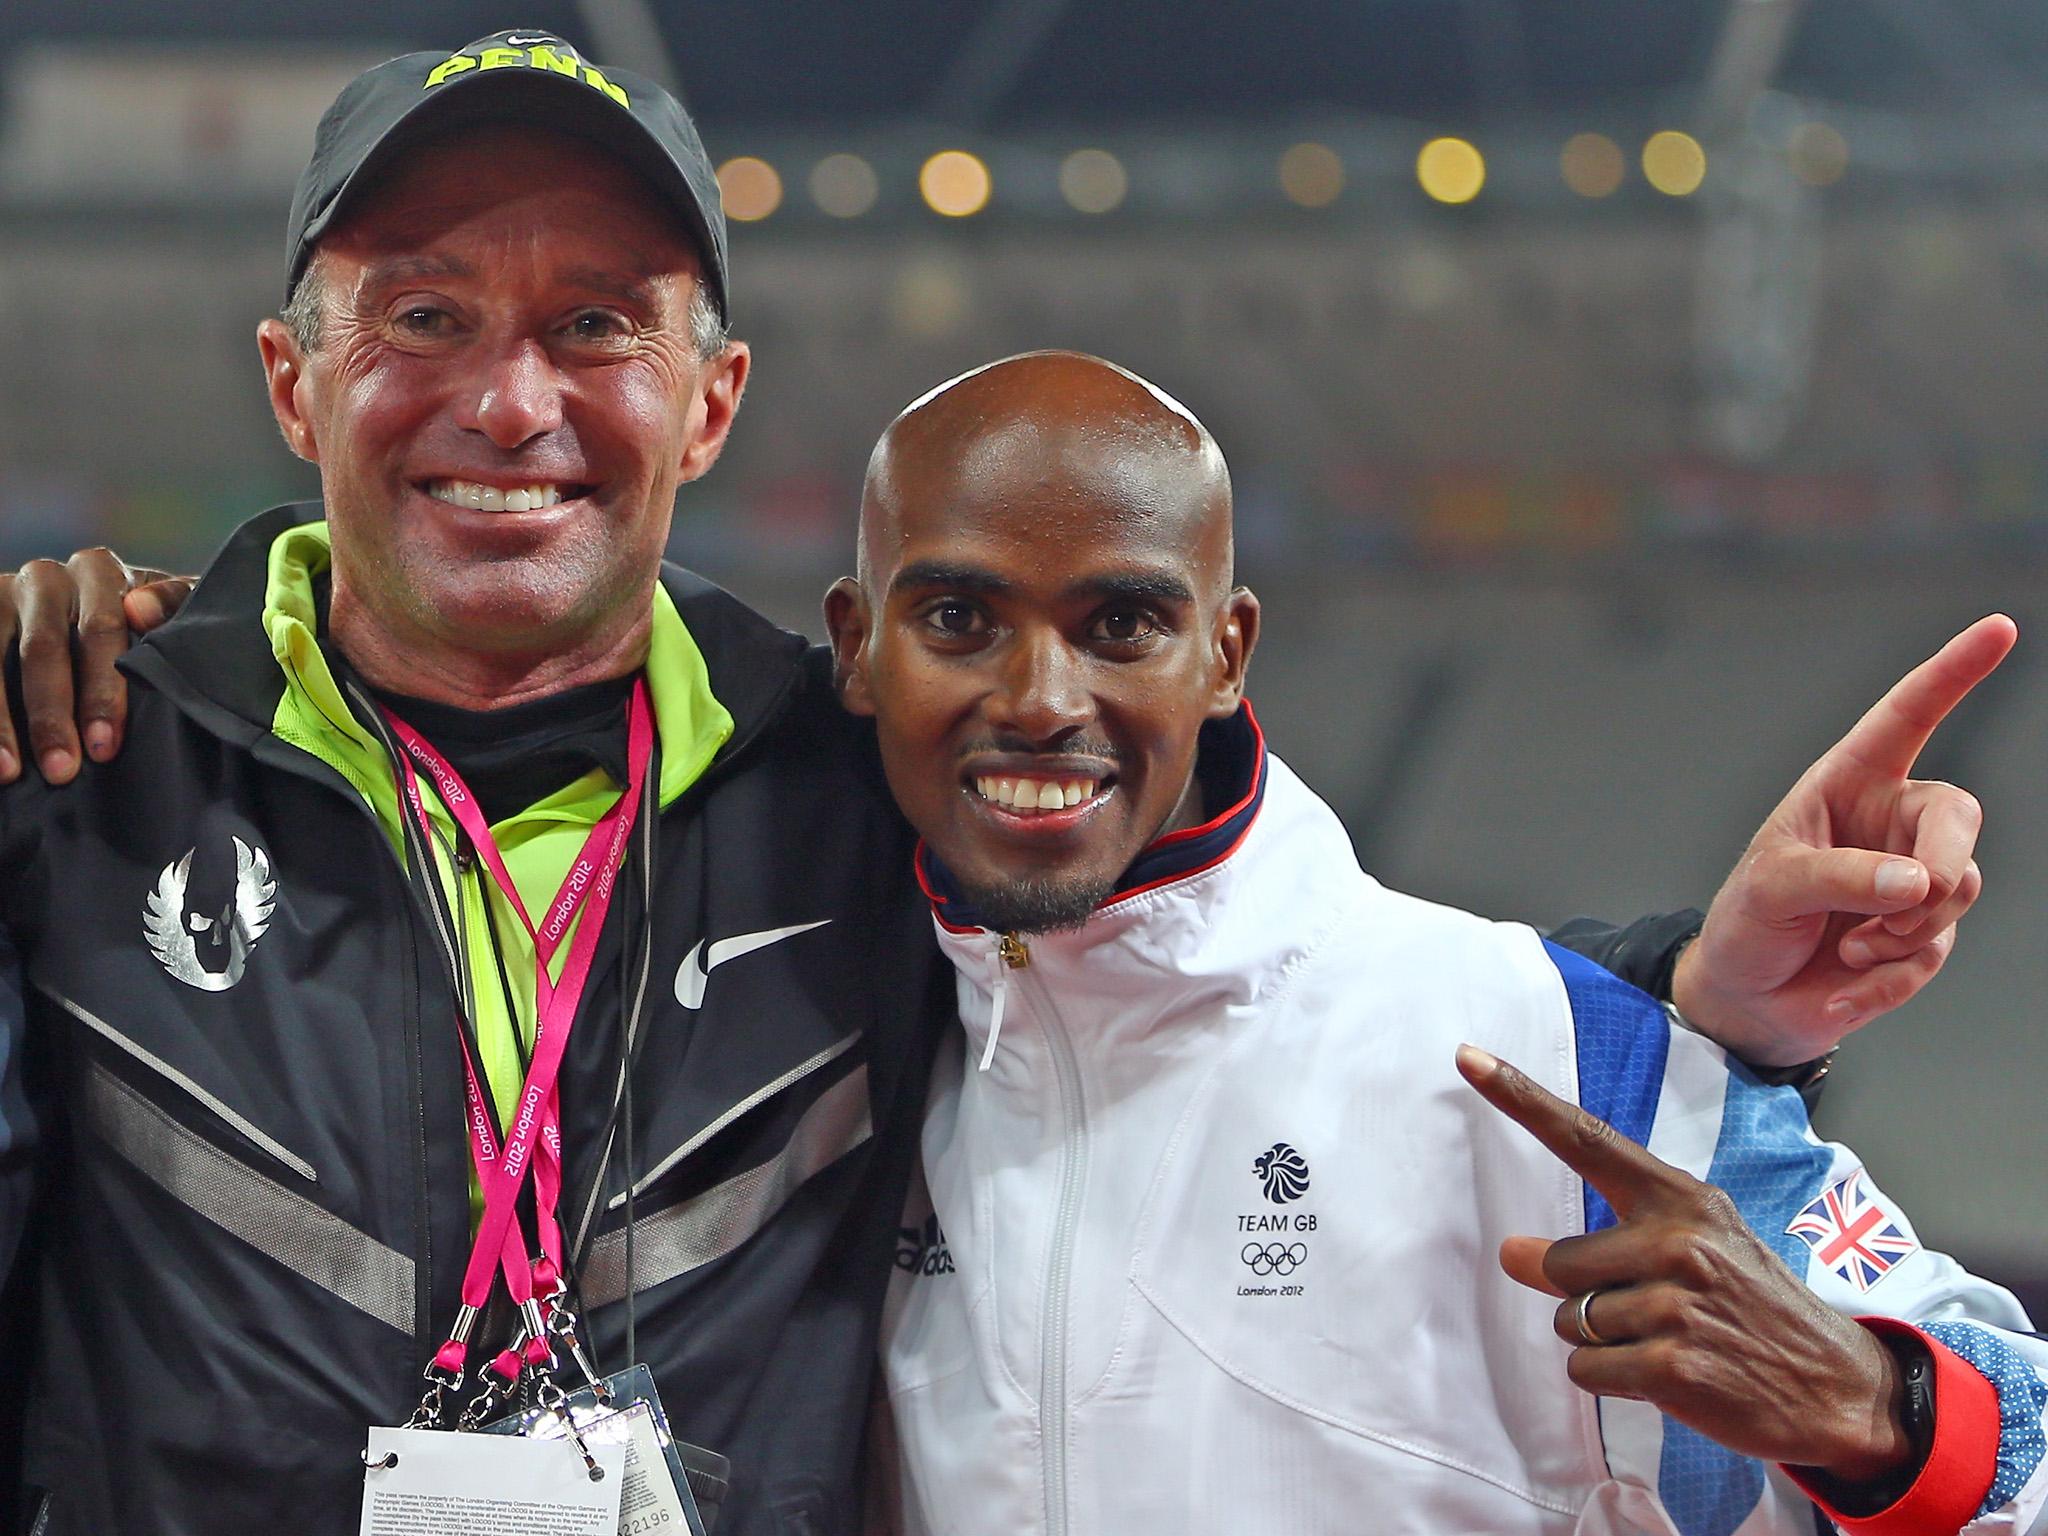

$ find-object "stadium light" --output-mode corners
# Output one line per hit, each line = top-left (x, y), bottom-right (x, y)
(1788, 123), (1849, 187)
(810, 153), (880, 218)
(1279, 142), (1345, 208)
(1642, 131), (1707, 197)
(1560, 133), (1625, 199)
(920, 150), (992, 217)
(1060, 149), (1128, 214)
(1417, 137), (1485, 204)
(717, 156), (783, 222)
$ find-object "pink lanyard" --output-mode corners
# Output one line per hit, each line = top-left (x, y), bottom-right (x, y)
(383, 680), (655, 1380)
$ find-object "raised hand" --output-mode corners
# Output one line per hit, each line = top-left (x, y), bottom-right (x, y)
(1673, 614), (2017, 1065)
(0, 550), (196, 785)
(1456, 1043), (1911, 1482)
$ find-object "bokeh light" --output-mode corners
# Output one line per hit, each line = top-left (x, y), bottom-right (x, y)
(920, 150), (992, 217)
(1642, 131), (1707, 196)
(1059, 148), (1128, 214)
(1788, 122), (1849, 187)
(716, 156), (782, 222)
(1416, 137), (1486, 205)
(1560, 132), (1626, 199)
(1278, 142), (1345, 208)
(809, 153), (879, 218)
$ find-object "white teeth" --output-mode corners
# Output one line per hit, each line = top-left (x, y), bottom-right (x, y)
(427, 479), (569, 512)
(973, 776), (1102, 815)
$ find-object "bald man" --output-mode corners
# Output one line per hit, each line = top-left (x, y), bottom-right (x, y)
(825, 352), (2046, 1536)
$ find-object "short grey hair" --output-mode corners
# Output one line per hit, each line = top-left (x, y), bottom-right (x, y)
(279, 254), (728, 360)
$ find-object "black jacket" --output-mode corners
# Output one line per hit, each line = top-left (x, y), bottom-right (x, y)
(1, 505), (952, 1535)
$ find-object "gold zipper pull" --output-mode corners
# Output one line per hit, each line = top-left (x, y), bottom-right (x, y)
(999, 932), (1031, 969)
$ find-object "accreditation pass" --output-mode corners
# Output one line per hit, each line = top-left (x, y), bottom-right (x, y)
(360, 1427), (626, 1535)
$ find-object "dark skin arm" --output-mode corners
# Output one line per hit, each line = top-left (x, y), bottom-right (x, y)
(0, 550), (193, 785)
(1456, 1042), (1913, 1484)
(0, 561), (2008, 1072)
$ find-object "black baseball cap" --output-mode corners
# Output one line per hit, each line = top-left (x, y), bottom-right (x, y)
(284, 28), (729, 321)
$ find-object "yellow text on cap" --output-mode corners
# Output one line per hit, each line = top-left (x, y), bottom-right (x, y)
(423, 46), (629, 107)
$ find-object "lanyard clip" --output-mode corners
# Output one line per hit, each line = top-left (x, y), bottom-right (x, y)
(518, 1297), (557, 1365)
(457, 1340), (530, 1431)
(545, 1298), (609, 1400)
(533, 1375), (607, 1483)
(408, 1303), (485, 1428)
(429, 1304), (482, 1386)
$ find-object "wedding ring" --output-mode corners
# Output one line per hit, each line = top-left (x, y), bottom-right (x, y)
(1573, 1289), (1612, 1346)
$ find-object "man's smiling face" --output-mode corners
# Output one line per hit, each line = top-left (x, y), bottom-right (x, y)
(258, 124), (747, 690)
(828, 353), (1258, 933)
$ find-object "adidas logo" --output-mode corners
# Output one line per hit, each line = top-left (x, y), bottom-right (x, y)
(894, 1213), (955, 1277)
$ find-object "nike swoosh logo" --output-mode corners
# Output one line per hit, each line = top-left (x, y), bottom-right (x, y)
(675, 921), (833, 1009)
(506, 33), (556, 45)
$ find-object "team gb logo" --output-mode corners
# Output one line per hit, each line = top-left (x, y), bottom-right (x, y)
(1256, 1143), (1311, 1204)
(144, 838), (278, 992)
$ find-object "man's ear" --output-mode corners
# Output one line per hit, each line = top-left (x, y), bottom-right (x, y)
(679, 341), (751, 483)
(1207, 587), (1261, 719)
(256, 318), (320, 464)
(823, 576), (878, 717)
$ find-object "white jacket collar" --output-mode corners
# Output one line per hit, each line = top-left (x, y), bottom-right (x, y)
(922, 711), (1377, 1064)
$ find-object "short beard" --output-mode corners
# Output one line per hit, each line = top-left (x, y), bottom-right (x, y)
(953, 871), (1115, 935)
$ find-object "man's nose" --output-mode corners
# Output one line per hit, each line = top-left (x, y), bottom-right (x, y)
(455, 337), (565, 449)
(987, 629), (1093, 743)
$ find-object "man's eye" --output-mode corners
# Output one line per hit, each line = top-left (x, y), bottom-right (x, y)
(925, 602), (987, 637)
(565, 310), (630, 343)
(1091, 608), (1159, 644)
(394, 306), (454, 338)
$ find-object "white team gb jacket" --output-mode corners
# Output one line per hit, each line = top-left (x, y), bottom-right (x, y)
(882, 713), (2048, 1536)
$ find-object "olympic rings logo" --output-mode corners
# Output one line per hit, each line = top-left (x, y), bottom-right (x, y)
(1240, 1242), (1307, 1276)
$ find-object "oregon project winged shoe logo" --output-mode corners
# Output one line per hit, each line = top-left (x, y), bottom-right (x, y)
(144, 837), (278, 992)
(674, 921), (833, 1009)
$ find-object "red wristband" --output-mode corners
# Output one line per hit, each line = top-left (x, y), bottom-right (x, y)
(1785, 1318), (2000, 1536)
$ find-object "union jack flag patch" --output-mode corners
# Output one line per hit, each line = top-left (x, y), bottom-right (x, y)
(1786, 1170), (1919, 1292)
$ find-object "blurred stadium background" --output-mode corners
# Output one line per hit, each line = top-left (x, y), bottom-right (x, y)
(0, 1), (2042, 1299)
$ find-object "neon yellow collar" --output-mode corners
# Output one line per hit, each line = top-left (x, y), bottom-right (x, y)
(260, 519), (733, 822)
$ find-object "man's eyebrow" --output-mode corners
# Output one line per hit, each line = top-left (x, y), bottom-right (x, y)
(888, 561), (1011, 597)
(1063, 571), (1197, 607)
(357, 254), (475, 290)
(558, 265), (663, 308)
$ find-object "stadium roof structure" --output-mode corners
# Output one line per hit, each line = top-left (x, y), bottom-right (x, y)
(4, 0), (2047, 134)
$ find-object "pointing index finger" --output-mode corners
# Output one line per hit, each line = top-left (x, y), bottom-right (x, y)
(1828, 614), (2017, 783)
(1456, 1044), (1681, 1220)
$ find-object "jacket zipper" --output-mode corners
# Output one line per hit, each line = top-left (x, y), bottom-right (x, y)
(347, 688), (481, 1356)
(998, 934), (1088, 1536)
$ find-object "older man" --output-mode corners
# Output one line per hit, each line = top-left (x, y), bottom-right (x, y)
(831, 351), (2041, 1535)
(0, 37), (2000, 1536)
(0, 33), (955, 1535)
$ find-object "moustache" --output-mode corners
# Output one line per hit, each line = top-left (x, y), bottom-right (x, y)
(954, 738), (1121, 765)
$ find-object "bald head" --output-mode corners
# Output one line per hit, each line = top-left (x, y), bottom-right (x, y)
(860, 351), (1233, 595)
(826, 350), (1260, 932)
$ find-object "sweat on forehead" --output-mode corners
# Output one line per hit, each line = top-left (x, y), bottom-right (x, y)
(860, 351), (1231, 575)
